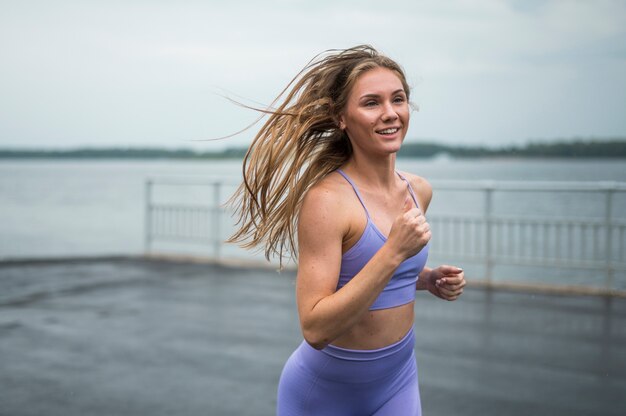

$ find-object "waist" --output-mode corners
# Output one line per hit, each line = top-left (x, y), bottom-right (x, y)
(324, 326), (415, 360)
(330, 302), (415, 350)
(297, 327), (415, 383)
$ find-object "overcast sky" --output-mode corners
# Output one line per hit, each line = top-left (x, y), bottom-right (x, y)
(1, 0), (625, 150)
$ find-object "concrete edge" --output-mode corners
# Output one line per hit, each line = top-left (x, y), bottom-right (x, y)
(468, 279), (626, 298)
(143, 252), (298, 272)
(145, 253), (626, 298)
(1, 253), (624, 298)
(0, 254), (138, 267)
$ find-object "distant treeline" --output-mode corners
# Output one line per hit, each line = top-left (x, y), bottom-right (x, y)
(0, 147), (247, 159)
(397, 139), (626, 158)
(1, 139), (625, 160)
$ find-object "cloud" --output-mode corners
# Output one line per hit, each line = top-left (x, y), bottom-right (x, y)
(0, 0), (624, 148)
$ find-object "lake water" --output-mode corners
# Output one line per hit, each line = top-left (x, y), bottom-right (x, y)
(1, 158), (625, 288)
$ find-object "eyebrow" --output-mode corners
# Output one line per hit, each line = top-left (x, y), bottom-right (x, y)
(359, 89), (406, 100)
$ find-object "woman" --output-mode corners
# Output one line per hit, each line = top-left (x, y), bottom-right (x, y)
(229, 45), (466, 415)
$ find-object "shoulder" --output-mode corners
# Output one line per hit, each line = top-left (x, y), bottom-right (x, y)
(301, 172), (353, 213)
(299, 172), (355, 234)
(399, 171), (433, 213)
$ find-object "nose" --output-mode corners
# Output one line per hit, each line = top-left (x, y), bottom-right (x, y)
(381, 101), (398, 122)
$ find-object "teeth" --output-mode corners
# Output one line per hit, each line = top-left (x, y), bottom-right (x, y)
(378, 128), (399, 134)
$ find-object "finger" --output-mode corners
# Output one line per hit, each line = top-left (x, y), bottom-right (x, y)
(437, 278), (465, 290)
(439, 276), (464, 285)
(437, 284), (465, 295)
(438, 265), (463, 275)
(421, 228), (432, 244)
(437, 289), (459, 301)
(441, 284), (464, 293)
(403, 196), (413, 213)
(439, 287), (464, 298)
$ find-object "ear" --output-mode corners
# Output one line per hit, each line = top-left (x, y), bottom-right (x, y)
(337, 114), (346, 130)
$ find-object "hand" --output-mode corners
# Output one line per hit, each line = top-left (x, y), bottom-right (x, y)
(426, 265), (465, 301)
(386, 196), (431, 260)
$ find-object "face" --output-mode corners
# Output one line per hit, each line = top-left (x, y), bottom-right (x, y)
(338, 67), (410, 156)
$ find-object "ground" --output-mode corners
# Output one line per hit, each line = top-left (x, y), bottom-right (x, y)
(0, 257), (624, 416)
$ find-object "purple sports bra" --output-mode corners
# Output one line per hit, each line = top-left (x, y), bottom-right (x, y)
(336, 169), (429, 311)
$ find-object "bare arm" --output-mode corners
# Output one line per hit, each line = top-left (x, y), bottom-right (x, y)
(296, 185), (430, 350)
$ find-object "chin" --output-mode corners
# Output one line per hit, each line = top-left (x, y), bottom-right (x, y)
(378, 144), (403, 156)
(387, 139), (405, 154)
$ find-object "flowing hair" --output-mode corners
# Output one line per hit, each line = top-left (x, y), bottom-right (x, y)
(227, 45), (411, 266)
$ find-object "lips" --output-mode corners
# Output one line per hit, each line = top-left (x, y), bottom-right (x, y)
(376, 127), (401, 135)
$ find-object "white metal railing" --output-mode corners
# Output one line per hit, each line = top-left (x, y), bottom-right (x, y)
(144, 177), (626, 292)
(144, 177), (229, 259)
(428, 180), (626, 290)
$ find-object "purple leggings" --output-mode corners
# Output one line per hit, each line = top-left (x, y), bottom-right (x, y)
(277, 328), (420, 415)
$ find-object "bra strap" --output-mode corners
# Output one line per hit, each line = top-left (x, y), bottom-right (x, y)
(396, 171), (420, 209)
(336, 169), (371, 219)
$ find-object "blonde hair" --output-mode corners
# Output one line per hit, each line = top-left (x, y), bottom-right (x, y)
(228, 45), (411, 265)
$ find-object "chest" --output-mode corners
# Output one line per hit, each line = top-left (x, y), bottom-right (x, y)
(342, 185), (417, 254)
(359, 187), (417, 238)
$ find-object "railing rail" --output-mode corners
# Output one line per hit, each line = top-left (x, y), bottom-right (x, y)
(429, 181), (626, 287)
(144, 177), (231, 257)
(144, 177), (626, 292)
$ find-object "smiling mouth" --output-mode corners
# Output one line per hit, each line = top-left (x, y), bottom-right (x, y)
(376, 127), (400, 134)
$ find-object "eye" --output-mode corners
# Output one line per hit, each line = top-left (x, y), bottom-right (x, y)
(364, 100), (378, 107)
(393, 96), (406, 103)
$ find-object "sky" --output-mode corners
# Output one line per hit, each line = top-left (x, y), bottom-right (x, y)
(1, 0), (625, 150)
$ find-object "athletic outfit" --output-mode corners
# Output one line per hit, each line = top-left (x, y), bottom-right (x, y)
(277, 170), (429, 415)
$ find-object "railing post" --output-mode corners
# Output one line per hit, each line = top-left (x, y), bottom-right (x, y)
(604, 183), (615, 292)
(212, 181), (222, 259)
(484, 183), (494, 284)
(144, 179), (153, 254)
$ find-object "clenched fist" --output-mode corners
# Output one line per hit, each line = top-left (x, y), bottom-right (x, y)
(386, 196), (431, 261)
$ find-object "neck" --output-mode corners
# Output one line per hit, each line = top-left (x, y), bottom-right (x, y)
(344, 152), (398, 189)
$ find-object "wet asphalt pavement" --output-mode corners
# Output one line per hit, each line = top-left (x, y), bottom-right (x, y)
(0, 257), (625, 416)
